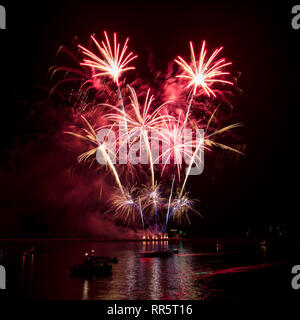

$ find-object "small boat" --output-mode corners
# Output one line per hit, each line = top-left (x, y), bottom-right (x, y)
(140, 249), (178, 258)
(70, 250), (115, 277)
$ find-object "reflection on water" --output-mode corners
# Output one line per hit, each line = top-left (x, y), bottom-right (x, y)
(2, 239), (295, 300)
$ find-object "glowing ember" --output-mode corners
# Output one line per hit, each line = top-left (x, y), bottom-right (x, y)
(175, 41), (233, 97)
(78, 31), (138, 85)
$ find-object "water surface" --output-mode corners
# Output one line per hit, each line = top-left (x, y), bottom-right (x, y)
(0, 238), (295, 300)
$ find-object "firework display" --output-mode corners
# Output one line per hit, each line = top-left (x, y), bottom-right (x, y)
(51, 31), (243, 235)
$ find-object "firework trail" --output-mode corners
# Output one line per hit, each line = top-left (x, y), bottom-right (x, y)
(141, 183), (165, 233)
(165, 175), (175, 231)
(103, 85), (173, 189)
(65, 116), (125, 196)
(157, 111), (202, 181)
(179, 108), (243, 198)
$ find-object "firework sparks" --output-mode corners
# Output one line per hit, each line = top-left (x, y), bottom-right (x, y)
(78, 32), (138, 86)
(141, 183), (165, 232)
(55, 31), (244, 234)
(111, 188), (152, 229)
(175, 41), (233, 97)
(157, 112), (202, 180)
(161, 191), (201, 232)
(103, 86), (173, 188)
(141, 183), (164, 207)
(65, 116), (125, 196)
(179, 108), (243, 197)
(111, 188), (139, 223)
(48, 46), (111, 112)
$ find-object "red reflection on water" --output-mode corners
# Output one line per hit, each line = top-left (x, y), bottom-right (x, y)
(195, 262), (287, 277)
(139, 257), (153, 262)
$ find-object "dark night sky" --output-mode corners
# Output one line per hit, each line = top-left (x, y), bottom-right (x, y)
(0, 1), (297, 237)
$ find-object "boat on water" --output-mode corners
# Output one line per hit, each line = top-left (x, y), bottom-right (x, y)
(70, 250), (116, 277)
(140, 249), (178, 258)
